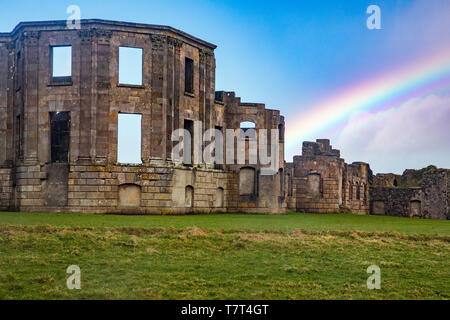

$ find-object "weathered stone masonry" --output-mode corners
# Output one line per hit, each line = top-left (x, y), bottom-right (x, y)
(0, 19), (448, 219)
(285, 139), (371, 215)
(370, 169), (449, 220)
(0, 20), (286, 214)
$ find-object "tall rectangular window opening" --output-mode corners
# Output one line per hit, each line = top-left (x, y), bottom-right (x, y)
(185, 57), (194, 94)
(214, 126), (223, 169)
(51, 46), (72, 82)
(184, 120), (194, 166)
(118, 113), (142, 164)
(119, 47), (143, 86)
(50, 112), (71, 163)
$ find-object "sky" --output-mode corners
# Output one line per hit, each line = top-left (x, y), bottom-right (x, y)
(1, 0), (449, 173)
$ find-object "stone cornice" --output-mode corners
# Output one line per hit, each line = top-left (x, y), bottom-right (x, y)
(0, 19), (217, 50)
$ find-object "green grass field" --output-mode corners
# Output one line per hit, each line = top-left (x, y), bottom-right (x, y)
(0, 212), (449, 300)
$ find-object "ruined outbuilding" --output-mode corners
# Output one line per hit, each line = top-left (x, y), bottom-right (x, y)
(0, 20), (448, 219)
(285, 139), (371, 215)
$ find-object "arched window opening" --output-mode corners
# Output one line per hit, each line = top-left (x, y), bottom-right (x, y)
(185, 185), (194, 208)
(278, 124), (284, 142)
(240, 121), (256, 139)
(216, 188), (224, 208)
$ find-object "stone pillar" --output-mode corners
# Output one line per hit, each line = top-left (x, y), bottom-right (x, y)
(173, 38), (182, 135)
(199, 48), (215, 160)
(22, 31), (40, 163)
(422, 170), (449, 220)
(199, 49), (206, 134)
(167, 37), (182, 159)
(0, 42), (9, 166)
(78, 30), (93, 161)
(6, 42), (15, 166)
(93, 29), (112, 163)
(150, 34), (167, 159)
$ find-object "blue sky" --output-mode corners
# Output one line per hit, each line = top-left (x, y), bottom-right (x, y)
(1, 0), (449, 173)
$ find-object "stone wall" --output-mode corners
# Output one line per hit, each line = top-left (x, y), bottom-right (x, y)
(0, 168), (13, 210)
(287, 139), (371, 214)
(421, 169), (448, 220)
(370, 187), (423, 218)
(372, 173), (401, 188)
(218, 91), (286, 214)
(292, 153), (344, 214)
(14, 162), (231, 214)
(369, 169), (448, 220)
(0, 19), (286, 215)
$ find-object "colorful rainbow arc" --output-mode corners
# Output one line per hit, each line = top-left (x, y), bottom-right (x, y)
(285, 49), (450, 154)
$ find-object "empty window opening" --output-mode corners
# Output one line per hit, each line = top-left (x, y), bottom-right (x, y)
(393, 179), (398, 187)
(240, 121), (256, 139)
(183, 120), (194, 166)
(185, 57), (194, 94)
(50, 112), (71, 163)
(278, 124), (284, 142)
(216, 188), (224, 208)
(185, 186), (194, 208)
(119, 47), (143, 85)
(214, 126), (223, 170)
(356, 183), (361, 200)
(307, 173), (322, 196)
(349, 184), (354, 200)
(118, 113), (142, 164)
(240, 121), (256, 129)
(52, 46), (72, 80)
(239, 167), (256, 196)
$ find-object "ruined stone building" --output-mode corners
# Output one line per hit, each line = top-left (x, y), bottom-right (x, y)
(0, 20), (448, 219)
(285, 140), (448, 220)
(0, 19), (285, 214)
(285, 139), (371, 215)
(370, 167), (449, 220)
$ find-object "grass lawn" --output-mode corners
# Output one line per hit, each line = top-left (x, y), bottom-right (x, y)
(0, 212), (449, 300)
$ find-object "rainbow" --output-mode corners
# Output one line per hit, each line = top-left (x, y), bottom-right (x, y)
(285, 48), (450, 158)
